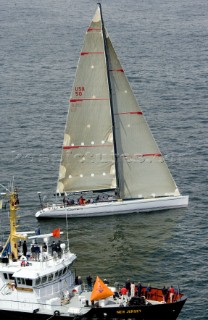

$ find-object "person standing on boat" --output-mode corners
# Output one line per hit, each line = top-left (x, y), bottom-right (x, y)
(23, 240), (27, 257)
(169, 285), (175, 303)
(51, 241), (57, 257)
(63, 195), (67, 206)
(56, 240), (62, 258)
(136, 281), (142, 297)
(31, 244), (36, 260)
(42, 242), (47, 252)
(130, 281), (136, 297)
(162, 286), (168, 302)
(145, 284), (151, 298)
(34, 244), (40, 261)
(120, 286), (128, 298)
(125, 279), (131, 296)
(78, 195), (85, 205)
(86, 275), (92, 290)
(77, 276), (83, 285)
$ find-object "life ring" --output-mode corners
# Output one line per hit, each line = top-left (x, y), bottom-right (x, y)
(54, 310), (60, 316)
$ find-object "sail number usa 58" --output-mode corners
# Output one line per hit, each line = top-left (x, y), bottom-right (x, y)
(75, 87), (85, 96)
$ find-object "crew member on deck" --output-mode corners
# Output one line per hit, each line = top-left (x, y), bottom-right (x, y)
(120, 286), (128, 297)
(169, 285), (175, 303)
(23, 241), (27, 257)
(162, 286), (168, 302)
(78, 196), (85, 205)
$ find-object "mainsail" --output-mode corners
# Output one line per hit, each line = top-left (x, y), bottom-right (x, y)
(57, 5), (180, 200)
(57, 7), (116, 194)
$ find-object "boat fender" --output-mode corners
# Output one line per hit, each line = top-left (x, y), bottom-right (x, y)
(54, 310), (60, 316)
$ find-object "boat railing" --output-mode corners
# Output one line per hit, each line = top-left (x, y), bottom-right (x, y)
(16, 241), (72, 264)
(140, 286), (183, 303)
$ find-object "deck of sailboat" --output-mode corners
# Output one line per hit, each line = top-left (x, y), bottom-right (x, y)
(35, 195), (188, 218)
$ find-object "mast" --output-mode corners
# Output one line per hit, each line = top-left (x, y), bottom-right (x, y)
(0, 186), (26, 261)
(98, 3), (120, 197)
(9, 191), (19, 260)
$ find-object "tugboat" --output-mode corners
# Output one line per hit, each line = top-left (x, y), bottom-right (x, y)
(0, 186), (187, 319)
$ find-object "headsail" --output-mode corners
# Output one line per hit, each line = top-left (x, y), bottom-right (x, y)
(57, 7), (116, 194)
(90, 276), (114, 301)
(106, 35), (180, 199)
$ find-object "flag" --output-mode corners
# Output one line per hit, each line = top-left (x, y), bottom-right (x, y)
(90, 276), (114, 301)
(52, 228), (60, 238)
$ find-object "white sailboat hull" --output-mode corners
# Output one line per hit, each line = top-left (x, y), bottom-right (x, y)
(35, 195), (189, 219)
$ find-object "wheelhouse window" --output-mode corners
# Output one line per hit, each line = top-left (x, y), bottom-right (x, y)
(9, 273), (14, 280)
(15, 278), (32, 286)
(48, 273), (53, 282)
(41, 275), (47, 284)
(25, 278), (32, 286)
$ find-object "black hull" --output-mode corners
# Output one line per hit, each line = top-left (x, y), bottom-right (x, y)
(0, 296), (187, 320)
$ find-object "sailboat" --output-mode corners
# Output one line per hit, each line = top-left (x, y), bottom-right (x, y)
(0, 185), (187, 320)
(35, 3), (188, 219)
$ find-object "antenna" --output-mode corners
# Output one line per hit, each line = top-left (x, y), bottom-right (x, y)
(37, 192), (43, 210)
(65, 210), (70, 251)
(0, 184), (10, 193)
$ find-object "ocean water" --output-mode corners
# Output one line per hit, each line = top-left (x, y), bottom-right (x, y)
(0, 0), (208, 319)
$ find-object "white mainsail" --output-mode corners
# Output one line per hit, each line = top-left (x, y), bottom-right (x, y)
(57, 6), (180, 200)
(57, 8), (116, 194)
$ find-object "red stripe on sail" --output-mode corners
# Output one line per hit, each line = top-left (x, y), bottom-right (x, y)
(109, 69), (124, 72)
(70, 98), (109, 103)
(116, 112), (143, 115)
(87, 28), (101, 32)
(124, 153), (162, 159)
(63, 145), (112, 149)
(81, 52), (104, 55)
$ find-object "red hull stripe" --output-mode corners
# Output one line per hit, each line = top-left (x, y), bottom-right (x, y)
(109, 69), (124, 72)
(115, 111), (143, 115)
(63, 145), (112, 150)
(87, 28), (101, 32)
(70, 98), (109, 103)
(81, 52), (104, 55)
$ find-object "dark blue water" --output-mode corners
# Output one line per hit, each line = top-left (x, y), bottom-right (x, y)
(1, 0), (208, 319)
